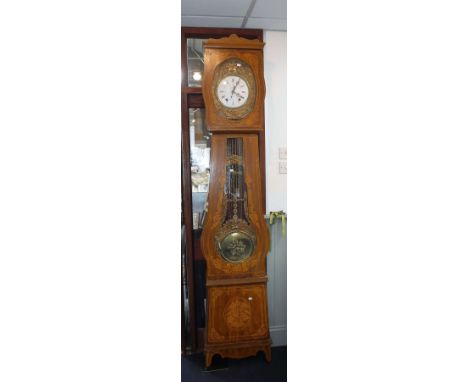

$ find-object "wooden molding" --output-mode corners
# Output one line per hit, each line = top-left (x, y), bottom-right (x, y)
(205, 337), (271, 368)
(204, 34), (265, 50)
(206, 276), (268, 287)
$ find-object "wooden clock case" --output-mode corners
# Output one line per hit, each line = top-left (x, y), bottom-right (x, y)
(202, 35), (266, 132)
(200, 34), (271, 368)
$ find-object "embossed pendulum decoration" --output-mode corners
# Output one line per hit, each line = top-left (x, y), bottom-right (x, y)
(215, 138), (256, 263)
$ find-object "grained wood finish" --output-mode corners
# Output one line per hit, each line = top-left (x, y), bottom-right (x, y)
(205, 339), (271, 368)
(206, 276), (267, 287)
(181, 28), (267, 355)
(201, 134), (269, 280)
(182, 27), (263, 43)
(181, 28), (266, 208)
(207, 284), (269, 343)
(202, 35), (266, 132)
(200, 34), (271, 368)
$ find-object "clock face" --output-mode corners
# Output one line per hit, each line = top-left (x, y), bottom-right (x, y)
(212, 58), (256, 120)
(216, 75), (250, 108)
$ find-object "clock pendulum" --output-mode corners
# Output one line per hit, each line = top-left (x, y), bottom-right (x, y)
(215, 138), (256, 264)
(200, 34), (271, 368)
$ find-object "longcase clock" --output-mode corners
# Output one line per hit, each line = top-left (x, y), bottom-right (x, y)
(200, 34), (271, 368)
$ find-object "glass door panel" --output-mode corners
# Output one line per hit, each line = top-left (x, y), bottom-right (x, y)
(186, 38), (208, 87)
(189, 107), (210, 231)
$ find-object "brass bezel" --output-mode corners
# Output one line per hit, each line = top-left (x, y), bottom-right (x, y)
(212, 58), (256, 120)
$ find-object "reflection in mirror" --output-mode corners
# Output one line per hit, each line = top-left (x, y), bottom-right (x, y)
(187, 38), (207, 87)
(189, 108), (210, 230)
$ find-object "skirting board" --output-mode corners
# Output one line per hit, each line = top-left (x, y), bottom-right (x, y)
(270, 325), (287, 347)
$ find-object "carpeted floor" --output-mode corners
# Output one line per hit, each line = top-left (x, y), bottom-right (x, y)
(181, 346), (287, 382)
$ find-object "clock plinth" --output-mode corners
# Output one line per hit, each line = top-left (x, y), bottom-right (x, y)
(205, 339), (272, 368)
(201, 34), (270, 368)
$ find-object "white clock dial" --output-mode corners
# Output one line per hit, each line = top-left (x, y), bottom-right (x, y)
(216, 76), (249, 108)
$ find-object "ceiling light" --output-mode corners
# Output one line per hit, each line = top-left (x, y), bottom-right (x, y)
(192, 71), (202, 81)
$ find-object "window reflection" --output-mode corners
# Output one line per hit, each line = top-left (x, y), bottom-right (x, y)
(190, 108), (210, 230)
(187, 38), (207, 87)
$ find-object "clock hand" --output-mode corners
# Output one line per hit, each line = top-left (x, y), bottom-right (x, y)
(233, 91), (245, 99)
(231, 79), (240, 96)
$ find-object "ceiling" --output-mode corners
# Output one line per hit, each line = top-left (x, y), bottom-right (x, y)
(181, 0), (287, 31)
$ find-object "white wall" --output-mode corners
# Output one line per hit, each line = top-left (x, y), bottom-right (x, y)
(264, 31), (287, 213)
(264, 30), (287, 347)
